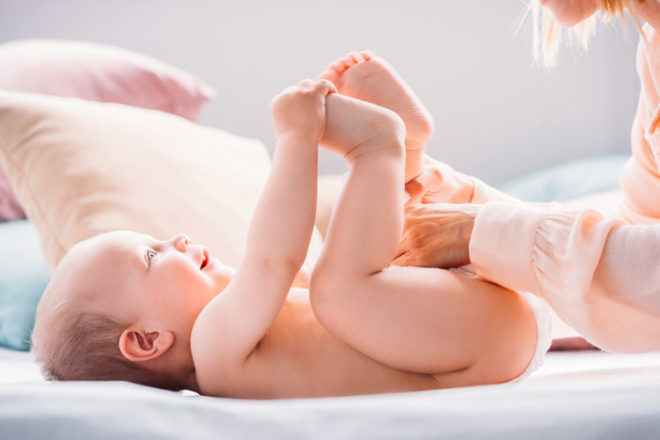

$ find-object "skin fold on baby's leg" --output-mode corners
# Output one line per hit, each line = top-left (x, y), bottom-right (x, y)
(310, 94), (538, 384)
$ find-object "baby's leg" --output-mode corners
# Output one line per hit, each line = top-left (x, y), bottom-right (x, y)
(319, 51), (433, 183)
(311, 94), (538, 383)
(319, 51), (516, 205)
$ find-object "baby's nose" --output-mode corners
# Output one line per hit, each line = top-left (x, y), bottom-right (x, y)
(174, 234), (192, 251)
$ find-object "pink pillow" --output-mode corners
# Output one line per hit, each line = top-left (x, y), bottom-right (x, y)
(0, 39), (217, 221)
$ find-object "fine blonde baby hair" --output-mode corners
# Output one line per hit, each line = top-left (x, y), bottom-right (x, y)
(31, 287), (185, 392)
(529, 0), (648, 67)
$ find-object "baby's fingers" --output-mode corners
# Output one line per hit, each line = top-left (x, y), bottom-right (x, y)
(314, 78), (337, 96)
(298, 79), (316, 90)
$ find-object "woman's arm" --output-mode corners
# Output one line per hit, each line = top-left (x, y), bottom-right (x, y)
(398, 201), (660, 353)
(470, 202), (660, 352)
(393, 155), (520, 268)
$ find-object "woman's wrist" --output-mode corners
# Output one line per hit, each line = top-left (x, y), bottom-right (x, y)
(459, 214), (475, 265)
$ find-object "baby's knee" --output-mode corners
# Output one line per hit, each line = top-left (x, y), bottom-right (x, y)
(308, 264), (333, 314)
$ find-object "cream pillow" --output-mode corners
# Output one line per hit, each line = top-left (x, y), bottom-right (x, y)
(0, 39), (219, 222)
(0, 90), (292, 271)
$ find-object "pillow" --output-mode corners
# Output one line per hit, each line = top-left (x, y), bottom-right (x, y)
(0, 220), (49, 350)
(0, 39), (217, 222)
(0, 39), (216, 120)
(0, 90), (272, 273)
(498, 155), (629, 202)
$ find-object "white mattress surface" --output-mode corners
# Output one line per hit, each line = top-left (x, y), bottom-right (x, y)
(1, 348), (659, 439)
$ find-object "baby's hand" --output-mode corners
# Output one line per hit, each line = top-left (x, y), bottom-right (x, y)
(271, 79), (337, 141)
(540, 0), (600, 27)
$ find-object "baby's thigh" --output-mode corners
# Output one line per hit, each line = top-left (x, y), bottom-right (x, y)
(313, 266), (539, 382)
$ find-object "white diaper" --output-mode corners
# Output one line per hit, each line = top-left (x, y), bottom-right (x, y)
(507, 291), (553, 383)
(450, 265), (552, 383)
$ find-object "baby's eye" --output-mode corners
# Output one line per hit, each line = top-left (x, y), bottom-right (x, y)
(147, 251), (156, 263)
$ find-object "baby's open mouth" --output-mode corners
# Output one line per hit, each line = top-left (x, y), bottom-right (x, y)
(200, 249), (209, 270)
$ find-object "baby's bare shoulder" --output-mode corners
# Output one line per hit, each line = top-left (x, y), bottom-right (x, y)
(190, 308), (234, 396)
(190, 310), (260, 397)
(190, 290), (314, 397)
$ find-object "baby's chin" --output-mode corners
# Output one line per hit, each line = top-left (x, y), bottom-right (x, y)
(208, 258), (235, 287)
(218, 264), (236, 279)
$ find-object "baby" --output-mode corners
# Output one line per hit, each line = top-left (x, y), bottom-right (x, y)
(31, 52), (550, 398)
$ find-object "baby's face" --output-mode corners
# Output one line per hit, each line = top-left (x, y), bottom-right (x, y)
(67, 230), (234, 329)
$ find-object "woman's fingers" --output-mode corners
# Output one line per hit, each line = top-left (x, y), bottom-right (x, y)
(394, 203), (478, 268)
(391, 252), (416, 267)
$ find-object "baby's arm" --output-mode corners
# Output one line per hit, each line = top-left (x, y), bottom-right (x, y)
(310, 96), (536, 380)
(192, 80), (335, 375)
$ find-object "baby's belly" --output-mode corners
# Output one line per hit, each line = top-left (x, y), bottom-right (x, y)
(224, 289), (438, 399)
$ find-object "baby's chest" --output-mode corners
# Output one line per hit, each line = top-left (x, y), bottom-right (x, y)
(214, 299), (331, 397)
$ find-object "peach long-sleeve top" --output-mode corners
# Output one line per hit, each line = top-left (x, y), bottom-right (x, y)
(468, 23), (660, 353)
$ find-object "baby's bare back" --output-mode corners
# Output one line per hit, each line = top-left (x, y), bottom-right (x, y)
(196, 288), (504, 399)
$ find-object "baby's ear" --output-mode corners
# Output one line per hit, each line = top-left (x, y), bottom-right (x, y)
(118, 324), (174, 362)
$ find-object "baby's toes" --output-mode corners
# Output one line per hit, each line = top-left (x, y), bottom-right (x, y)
(318, 68), (341, 88)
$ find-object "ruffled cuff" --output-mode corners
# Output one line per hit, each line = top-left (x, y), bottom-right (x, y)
(469, 202), (547, 294)
(470, 177), (520, 204)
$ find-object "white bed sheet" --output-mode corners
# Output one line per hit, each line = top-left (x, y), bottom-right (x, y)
(1, 347), (660, 439)
(0, 347), (42, 384)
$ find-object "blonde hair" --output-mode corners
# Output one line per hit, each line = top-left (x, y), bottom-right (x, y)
(530, 0), (648, 67)
(31, 293), (185, 392)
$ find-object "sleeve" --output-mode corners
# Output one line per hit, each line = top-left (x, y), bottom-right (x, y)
(468, 202), (660, 352)
(469, 202), (626, 305)
(409, 156), (520, 205)
(596, 224), (660, 315)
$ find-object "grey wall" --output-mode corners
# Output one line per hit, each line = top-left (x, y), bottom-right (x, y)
(0, 0), (639, 184)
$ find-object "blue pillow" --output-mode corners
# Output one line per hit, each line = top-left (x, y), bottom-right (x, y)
(498, 155), (629, 202)
(0, 220), (49, 350)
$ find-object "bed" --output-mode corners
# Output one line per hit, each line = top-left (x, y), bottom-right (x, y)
(2, 347), (660, 439)
(2, 151), (657, 439)
(1, 39), (659, 439)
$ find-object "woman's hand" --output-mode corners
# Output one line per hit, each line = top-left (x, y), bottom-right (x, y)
(540, 0), (600, 27)
(392, 203), (479, 268)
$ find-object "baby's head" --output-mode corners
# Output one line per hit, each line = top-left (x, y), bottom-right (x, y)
(31, 230), (234, 391)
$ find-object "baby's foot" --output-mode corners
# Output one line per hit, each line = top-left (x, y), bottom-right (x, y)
(321, 93), (404, 161)
(319, 51), (434, 149)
